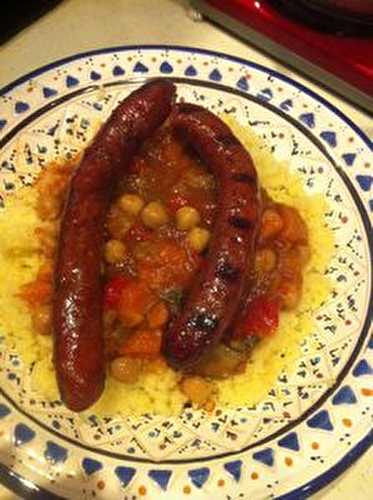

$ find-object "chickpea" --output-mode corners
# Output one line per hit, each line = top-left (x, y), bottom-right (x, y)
(119, 194), (144, 217)
(141, 201), (169, 229)
(145, 357), (168, 374)
(297, 244), (311, 265)
(110, 356), (143, 384)
(260, 208), (284, 242)
(255, 248), (277, 274)
(277, 205), (308, 245)
(277, 249), (303, 309)
(180, 377), (215, 407)
(176, 206), (201, 231)
(279, 280), (302, 310)
(187, 227), (210, 253)
(147, 302), (169, 329)
(107, 208), (133, 240)
(104, 239), (126, 264)
(32, 304), (52, 335)
(203, 398), (216, 413)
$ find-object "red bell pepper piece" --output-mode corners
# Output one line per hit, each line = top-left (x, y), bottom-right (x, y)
(235, 295), (279, 339)
(104, 275), (129, 309)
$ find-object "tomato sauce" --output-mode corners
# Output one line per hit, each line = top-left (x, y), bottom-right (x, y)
(20, 124), (310, 405)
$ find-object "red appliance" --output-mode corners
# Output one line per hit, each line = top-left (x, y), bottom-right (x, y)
(191, 0), (373, 113)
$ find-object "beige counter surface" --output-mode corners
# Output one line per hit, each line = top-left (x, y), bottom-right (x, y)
(0, 1), (371, 498)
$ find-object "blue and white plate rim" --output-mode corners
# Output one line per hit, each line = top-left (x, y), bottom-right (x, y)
(0, 45), (371, 500)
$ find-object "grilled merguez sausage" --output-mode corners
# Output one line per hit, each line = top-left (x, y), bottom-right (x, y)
(163, 104), (261, 369)
(53, 80), (176, 411)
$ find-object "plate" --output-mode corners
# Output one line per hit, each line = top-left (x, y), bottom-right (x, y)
(0, 46), (371, 499)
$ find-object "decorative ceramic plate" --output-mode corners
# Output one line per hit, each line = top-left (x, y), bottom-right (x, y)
(0, 46), (371, 500)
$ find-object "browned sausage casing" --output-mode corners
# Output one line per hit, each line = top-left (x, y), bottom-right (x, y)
(163, 104), (261, 369)
(53, 80), (176, 411)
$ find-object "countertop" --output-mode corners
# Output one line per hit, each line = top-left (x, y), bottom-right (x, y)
(0, 0), (371, 498)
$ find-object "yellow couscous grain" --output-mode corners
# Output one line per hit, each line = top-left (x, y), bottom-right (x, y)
(0, 117), (334, 416)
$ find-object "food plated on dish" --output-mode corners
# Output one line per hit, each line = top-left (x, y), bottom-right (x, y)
(0, 80), (333, 416)
(0, 46), (371, 499)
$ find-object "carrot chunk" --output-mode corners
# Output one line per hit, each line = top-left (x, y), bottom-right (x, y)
(116, 279), (155, 328)
(119, 329), (163, 359)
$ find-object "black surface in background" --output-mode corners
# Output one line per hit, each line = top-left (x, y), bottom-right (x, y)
(1, 0), (63, 45)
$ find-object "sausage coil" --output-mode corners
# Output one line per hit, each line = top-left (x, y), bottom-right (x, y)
(53, 80), (176, 411)
(163, 104), (261, 369)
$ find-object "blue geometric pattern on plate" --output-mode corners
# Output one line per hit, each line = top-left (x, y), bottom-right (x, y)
(185, 65), (197, 77)
(332, 386), (358, 405)
(44, 441), (68, 464)
(113, 65), (125, 76)
(278, 432), (300, 451)
(252, 448), (275, 467)
(115, 466), (136, 487)
(160, 61), (173, 74)
(66, 75), (79, 87)
(0, 45), (371, 500)
(208, 68), (222, 82)
(14, 424), (35, 446)
(223, 460), (243, 482)
(148, 470), (173, 490)
(188, 467), (210, 488)
(307, 410), (334, 431)
(42, 87), (58, 98)
(0, 404), (11, 418)
(82, 457), (103, 475)
(236, 76), (249, 91)
(353, 359), (373, 376)
(14, 101), (30, 114)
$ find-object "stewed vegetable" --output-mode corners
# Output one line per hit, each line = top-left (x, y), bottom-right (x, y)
(20, 123), (310, 409)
